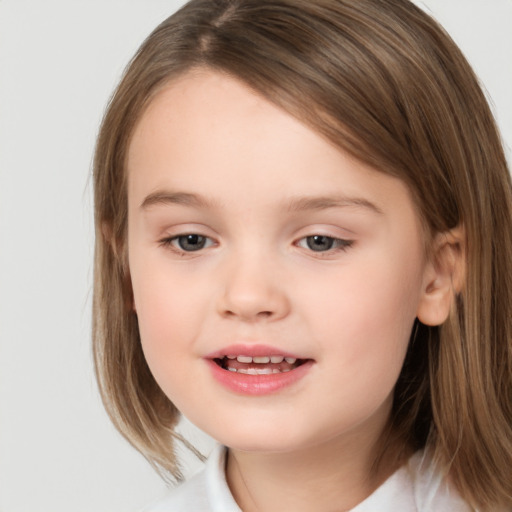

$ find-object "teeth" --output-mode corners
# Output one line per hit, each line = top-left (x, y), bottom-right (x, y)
(223, 354), (302, 374)
(224, 364), (300, 374)
(238, 367), (274, 375)
(253, 356), (270, 364)
(228, 355), (296, 364)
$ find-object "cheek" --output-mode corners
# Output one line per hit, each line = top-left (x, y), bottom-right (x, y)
(130, 255), (207, 385)
(303, 248), (424, 381)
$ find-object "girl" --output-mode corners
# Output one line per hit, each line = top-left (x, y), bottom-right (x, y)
(92, 0), (512, 510)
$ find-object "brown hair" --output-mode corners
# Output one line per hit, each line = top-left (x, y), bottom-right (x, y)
(92, 0), (512, 508)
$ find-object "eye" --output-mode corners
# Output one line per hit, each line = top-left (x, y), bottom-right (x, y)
(297, 235), (353, 252)
(163, 234), (214, 252)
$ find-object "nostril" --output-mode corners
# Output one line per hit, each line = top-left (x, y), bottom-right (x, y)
(217, 285), (290, 321)
(222, 309), (274, 319)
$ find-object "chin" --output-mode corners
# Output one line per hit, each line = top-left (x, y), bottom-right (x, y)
(206, 421), (321, 454)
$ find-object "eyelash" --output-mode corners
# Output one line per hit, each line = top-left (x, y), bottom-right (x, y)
(296, 235), (354, 254)
(159, 234), (215, 253)
(158, 233), (354, 255)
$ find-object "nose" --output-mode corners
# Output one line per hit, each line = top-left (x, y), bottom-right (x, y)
(216, 252), (290, 322)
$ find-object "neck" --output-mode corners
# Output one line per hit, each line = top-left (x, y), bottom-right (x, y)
(226, 426), (408, 512)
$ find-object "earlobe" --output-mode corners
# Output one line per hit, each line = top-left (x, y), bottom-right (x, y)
(416, 226), (465, 326)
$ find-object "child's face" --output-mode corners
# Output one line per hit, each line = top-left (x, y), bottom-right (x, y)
(127, 70), (431, 454)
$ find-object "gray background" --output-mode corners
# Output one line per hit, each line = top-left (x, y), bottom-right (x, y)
(0, 1), (510, 511)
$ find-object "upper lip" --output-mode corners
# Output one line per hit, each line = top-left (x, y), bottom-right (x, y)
(205, 343), (306, 360)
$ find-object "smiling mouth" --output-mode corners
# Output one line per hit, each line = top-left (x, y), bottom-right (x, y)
(213, 355), (308, 374)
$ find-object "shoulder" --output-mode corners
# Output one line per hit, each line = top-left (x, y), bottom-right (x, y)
(350, 451), (472, 512)
(407, 451), (472, 512)
(142, 470), (210, 512)
(141, 445), (241, 512)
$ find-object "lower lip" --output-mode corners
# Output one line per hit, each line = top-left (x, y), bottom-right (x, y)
(206, 359), (313, 396)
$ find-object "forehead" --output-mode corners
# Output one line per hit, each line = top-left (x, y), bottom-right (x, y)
(126, 69), (417, 225)
(127, 69), (331, 183)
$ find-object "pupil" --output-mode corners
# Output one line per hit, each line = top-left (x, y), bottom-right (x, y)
(307, 235), (334, 251)
(179, 234), (206, 251)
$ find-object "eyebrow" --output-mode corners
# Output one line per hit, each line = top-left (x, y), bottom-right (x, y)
(140, 191), (216, 210)
(140, 190), (383, 215)
(286, 195), (384, 215)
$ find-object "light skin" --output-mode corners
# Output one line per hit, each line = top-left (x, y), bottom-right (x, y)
(127, 69), (458, 511)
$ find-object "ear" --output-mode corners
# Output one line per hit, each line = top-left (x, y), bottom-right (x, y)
(101, 220), (129, 264)
(101, 221), (124, 260)
(416, 226), (465, 326)
(101, 220), (136, 312)
(101, 221), (112, 244)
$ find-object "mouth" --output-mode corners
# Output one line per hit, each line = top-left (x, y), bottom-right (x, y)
(213, 354), (308, 375)
(206, 346), (313, 395)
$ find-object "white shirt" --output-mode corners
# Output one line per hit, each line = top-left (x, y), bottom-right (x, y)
(143, 445), (471, 511)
